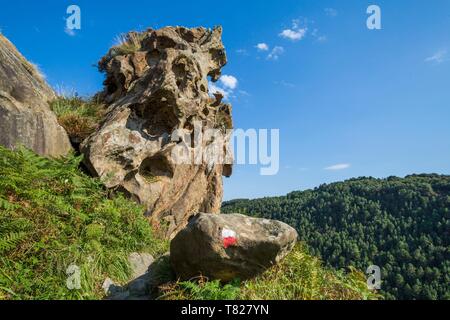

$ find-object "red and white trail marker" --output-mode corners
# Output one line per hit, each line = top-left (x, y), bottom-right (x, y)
(222, 229), (237, 248)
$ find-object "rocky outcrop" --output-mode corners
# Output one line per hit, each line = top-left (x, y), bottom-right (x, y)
(170, 213), (298, 282)
(81, 27), (233, 238)
(104, 253), (174, 300)
(0, 34), (72, 157)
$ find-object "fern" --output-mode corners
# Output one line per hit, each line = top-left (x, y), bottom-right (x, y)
(0, 146), (168, 300)
(0, 232), (27, 254)
(0, 198), (19, 211)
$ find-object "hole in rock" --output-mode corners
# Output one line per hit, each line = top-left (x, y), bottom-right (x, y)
(128, 90), (179, 137)
(139, 155), (174, 183)
(146, 49), (161, 66)
(172, 56), (197, 93)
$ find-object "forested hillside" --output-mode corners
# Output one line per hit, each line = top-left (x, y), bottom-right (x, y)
(222, 175), (450, 300)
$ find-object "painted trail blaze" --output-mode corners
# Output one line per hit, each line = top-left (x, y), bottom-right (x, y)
(222, 229), (237, 248)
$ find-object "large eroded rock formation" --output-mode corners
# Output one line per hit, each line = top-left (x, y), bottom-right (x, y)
(81, 26), (233, 238)
(0, 34), (72, 157)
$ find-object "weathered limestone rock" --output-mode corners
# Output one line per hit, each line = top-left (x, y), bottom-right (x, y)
(81, 27), (233, 238)
(0, 34), (72, 157)
(170, 213), (298, 282)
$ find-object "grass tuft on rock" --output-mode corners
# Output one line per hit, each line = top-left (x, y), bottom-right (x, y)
(50, 96), (106, 143)
(0, 146), (168, 300)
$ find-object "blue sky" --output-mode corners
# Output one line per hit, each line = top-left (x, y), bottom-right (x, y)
(1, 0), (449, 200)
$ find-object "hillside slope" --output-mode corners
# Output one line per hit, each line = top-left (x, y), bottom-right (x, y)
(0, 146), (168, 299)
(222, 175), (450, 300)
(0, 147), (376, 300)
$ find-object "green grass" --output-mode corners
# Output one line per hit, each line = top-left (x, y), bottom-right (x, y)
(0, 146), (381, 301)
(159, 244), (381, 300)
(50, 96), (106, 143)
(0, 146), (168, 300)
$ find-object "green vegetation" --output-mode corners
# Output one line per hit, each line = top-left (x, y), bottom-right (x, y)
(139, 171), (161, 184)
(0, 146), (168, 300)
(99, 32), (146, 70)
(222, 175), (450, 300)
(50, 96), (106, 143)
(159, 244), (379, 300)
(112, 32), (145, 56)
(0, 146), (381, 301)
(160, 279), (241, 300)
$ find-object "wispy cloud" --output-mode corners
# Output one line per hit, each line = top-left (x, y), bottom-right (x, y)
(274, 80), (296, 88)
(316, 35), (327, 42)
(325, 8), (338, 17)
(324, 163), (351, 171)
(279, 19), (307, 41)
(238, 90), (251, 96)
(425, 50), (448, 64)
(311, 28), (327, 43)
(209, 82), (229, 99)
(255, 43), (269, 51)
(236, 49), (249, 56)
(267, 46), (285, 60)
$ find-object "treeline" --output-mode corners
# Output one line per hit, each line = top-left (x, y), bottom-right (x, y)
(222, 174), (450, 300)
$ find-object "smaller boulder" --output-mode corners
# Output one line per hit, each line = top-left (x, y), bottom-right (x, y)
(170, 213), (298, 282)
(128, 252), (154, 279)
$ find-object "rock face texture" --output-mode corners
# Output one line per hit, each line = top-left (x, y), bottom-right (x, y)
(0, 34), (72, 157)
(170, 213), (298, 282)
(81, 27), (233, 238)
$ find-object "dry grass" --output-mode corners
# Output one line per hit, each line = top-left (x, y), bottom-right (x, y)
(239, 244), (380, 300)
(112, 32), (146, 56)
(159, 244), (382, 300)
(50, 96), (106, 142)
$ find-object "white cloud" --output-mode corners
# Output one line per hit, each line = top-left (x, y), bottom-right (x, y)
(255, 43), (269, 51)
(279, 28), (307, 41)
(267, 46), (284, 60)
(324, 163), (351, 171)
(279, 19), (308, 41)
(219, 75), (238, 90)
(209, 75), (239, 100)
(209, 82), (229, 99)
(425, 50), (447, 64)
(325, 8), (338, 17)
